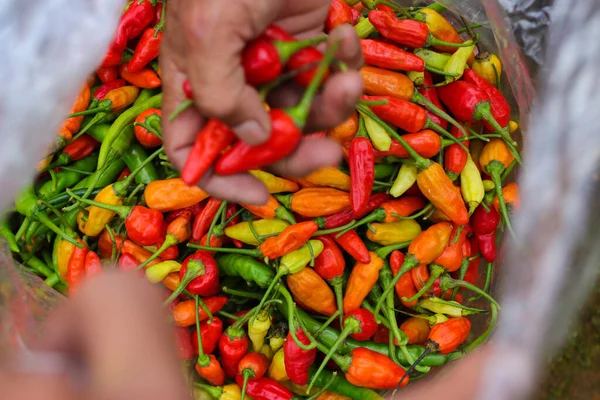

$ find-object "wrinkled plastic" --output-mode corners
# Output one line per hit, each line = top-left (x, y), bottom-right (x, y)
(0, 1), (597, 400)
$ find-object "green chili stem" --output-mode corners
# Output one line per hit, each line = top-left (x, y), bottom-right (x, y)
(222, 286), (263, 300)
(217, 310), (240, 321)
(314, 219), (356, 236)
(306, 371), (337, 399)
(392, 204), (433, 221)
(489, 168), (517, 240)
(206, 201), (228, 246)
(313, 310), (341, 338)
(250, 269), (284, 324)
(374, 256), (419, 316)
(278, 286), (317, 351)
(468, 261), (494, 303)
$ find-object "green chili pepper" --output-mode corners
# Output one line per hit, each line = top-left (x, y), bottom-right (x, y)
(373, 164), (396, 180)
(308, 368), (383, 400)
(414, 49), (452, 71)
(23, 255), (61, 287)
(86, 124), (111, 142)
(216, 253), (275, 288)
(0, 220), (19, 253)
(133, 88), (160, 107)
(98, 93), (162, 169)
(73, 158), (126, 190)
(38, 154), (99, 199)
(121, 143), (160, 184)
(360, 112), (391, 152)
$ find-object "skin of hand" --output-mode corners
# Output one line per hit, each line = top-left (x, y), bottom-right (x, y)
(0, 273), (191, 400)
(161, 0), (364, 205)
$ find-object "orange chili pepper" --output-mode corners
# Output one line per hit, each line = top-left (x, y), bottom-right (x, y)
(434, 224), (468, 273)
(287, 267), (337, 317)
(343, 251), (384, 313)
(241, 195), (296, 225)
(493, 182), (520, 214)
(259, 221), (318, 259)
(380, 196), (427, 222)
(59, 84), (91, 142)
(67, 239), (88, 296)
(415, 9), (465, 54)
(328, 111), (359, 146)
(302, 167), (352, 191)
(360, 66), (415, 100)
(195, 354), (226, 386)
(400, 316), (431, 345)
(162, 272), (181, 291)
(119, 64), (162, 89)
(97, 229), (161, 267)
(427, 317), (471, 354)
(277, 188), (351, 217)
(172, 296), (228, 327)
(144, 178), (209, 212)
(338, 347), (408, 389)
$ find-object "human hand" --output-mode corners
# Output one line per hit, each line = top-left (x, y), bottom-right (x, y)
(161, 0), (364, 204)
(0, 273), (190, 400)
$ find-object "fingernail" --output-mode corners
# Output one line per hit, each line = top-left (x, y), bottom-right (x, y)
(235, 120), (270, 145)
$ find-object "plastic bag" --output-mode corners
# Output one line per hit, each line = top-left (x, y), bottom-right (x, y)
(1, 1), (598, 400)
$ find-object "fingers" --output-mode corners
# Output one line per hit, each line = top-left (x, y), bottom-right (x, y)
(179, 0), (285, 144)
(269, 137), (342, 178)
(41, 273), (190, 400)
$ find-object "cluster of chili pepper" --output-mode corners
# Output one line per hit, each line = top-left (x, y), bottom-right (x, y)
(2, 2), (517, 399)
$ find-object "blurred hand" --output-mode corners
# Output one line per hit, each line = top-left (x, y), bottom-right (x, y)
(161, 0), (364, 204)
(0, 273), (190, 400)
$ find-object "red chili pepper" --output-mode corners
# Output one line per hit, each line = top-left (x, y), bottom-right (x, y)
(183, 80), (194, 100)
(325, 0), (354, 33)
(219, 330), (249, 378)
(165, 252), (220, 305)
(349, 135), (375, 218)
(345, 308), (377, 341)
(314, 235), (346, 320)
(128, 27), (163, 73)
(118, 252), (141, 272)
(214, 43), (336, 176)
(119, 63), (162, 89)
(420, 71), (448, 129)
(196, 355), (226, 386)
(172, 296), (228, 327)
(373, 324), (390, 344)
(374, 130), (441, 160)
(96, 66), (118, 84)
(472, 205), (500, 262)
(192, 316), (223, 356)
(134, 108), (163, 148)
(174, 326), (194, 360)
(237, 352), (270, 396)
(235, 376), (293, 400)
(84, 250), (103, 278)
(224, 204), (243, 248)
(283, 328), (316, 385)
(54, 135), (99, 166)
(117, 167), (131, 181)
(350, 6), (361, 24)
(463, 69), (511, 130)
(333, 229), (371, 264)
(192, 198), (223, 241)
(363, 95), (428, 133)
(67, 239), (88, 295)
(390, 250), (419, 307)
(361, 39), (425, 72)
(101, 0), (156, 68)
(334, 347), (408, 389)
(93, 79), (127, 101)
(315, 193), (390, 229)
(181, 120), (236, 187)
(444, 124), (469, 180)
(437, 80), (515, 145)
(368, 10), (467, 49)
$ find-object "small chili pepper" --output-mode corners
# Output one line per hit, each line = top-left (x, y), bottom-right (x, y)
(463, 69), (510, 129)
(51, 135), (99, 170)
(360, 112), (391, 151)
(196, 383), (243, 400)
(389, 250), (418, 307)
(325, 0), (354, 32)
(237, 352), (270, 399)
(349, 129), (375, 217)
(478, 139), (516, 237)
(368, 10), (472, 49)
(194, 301), (227, 386)
(69, 86), (140, 118)
(460, 155), (485, 214)
(249, 310), (272, 352)
(57, 83), (91, 143)
(414, 48), (452, 71)
(333, 229), (370, 264)
(315, 193), (390, 230)
(97, 229), (161, 267)
(443, 41), (475, 83)
(343, 251), (383, 313)
(53, 236), (75, 280)
(472, 51), (502, 87)
(181, 120), (237, 187)
(445, 122), (470, 178)
(146, 260), (181, 283)
(191, 317), (223, 357)
(217, 254), (275, 288)
(219, 313), (255, 378)
(127, 5), (165, 73)
(301, 167), (352, 192)
(472, 204), (500, 263)
(361, 39), (425, 72)
(134, 108), (163, 148)
(172, 296), (228, 327)
(284, 327), (316, 385)
(92, 80), (127, 104)
(38, 154), (98, 199)
(119, 63), (162, 89)
(373, 130), (441, 160)
(164, 251), (220, 304)
(101, 0), (156, 68)
(224, 219), (290, 246)
(268, 349), (289, 382)
(96, 66), (118, 84)
(67, 239), (88, 295)
(145, 178), (209, 212)
(235, 376), (294, 400)
(419, 71), (448, 128)
(400, 317), (431, 345)
(242, 34), (326, 86)
(249, 170), (299, 193)
(366, 220), (422, 246)
(276, 188), (351, 218)
(328, 112), (359, 147)
(214, 41), (338, 175)
(192, 198), (224, 241)
(287, 267), (337, 317)
(390, 162), (417, 198)
(314, 235), (346, 321)
(84, 250), (103, 278)
(241, 195), (296, 226)
(375, 222), (453, 314)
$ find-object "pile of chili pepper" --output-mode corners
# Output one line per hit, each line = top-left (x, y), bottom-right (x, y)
(2, 1), (519, 399)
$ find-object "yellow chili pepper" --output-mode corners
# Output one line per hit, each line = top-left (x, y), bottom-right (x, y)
(419, 298), (468, 318)
(270, 335), (285, 353)
(260, 344), (274, 361)
(390, 163), (418, 198)
(361, 112), (391, 151)
(37, 155), (53, 171)
(460, 155), (485, 214)
(509, 120), (519, 134)
(472, 52), (503, 86)
(55, 238), (76, 280)
(268, 349), (289, 382)
(430, 313), (449, 326)
(105, 86), (140, 112)
(250, 170), (299, 193)
(406, 71), (425, 86)
(249, 309), (272, 352)
(77, 185), (123, 237)
(224, 219), (290, 246)
(482, 180), (495, 191)
(302, 167), (351, 191)
(146, 260), (182, 283)
(279, 240), (324, 274)
(443, 41), (475, 83)
(366, 220), (422, 246)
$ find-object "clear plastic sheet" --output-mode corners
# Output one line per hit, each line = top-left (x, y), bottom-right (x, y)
(1, 1), (598, 399)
